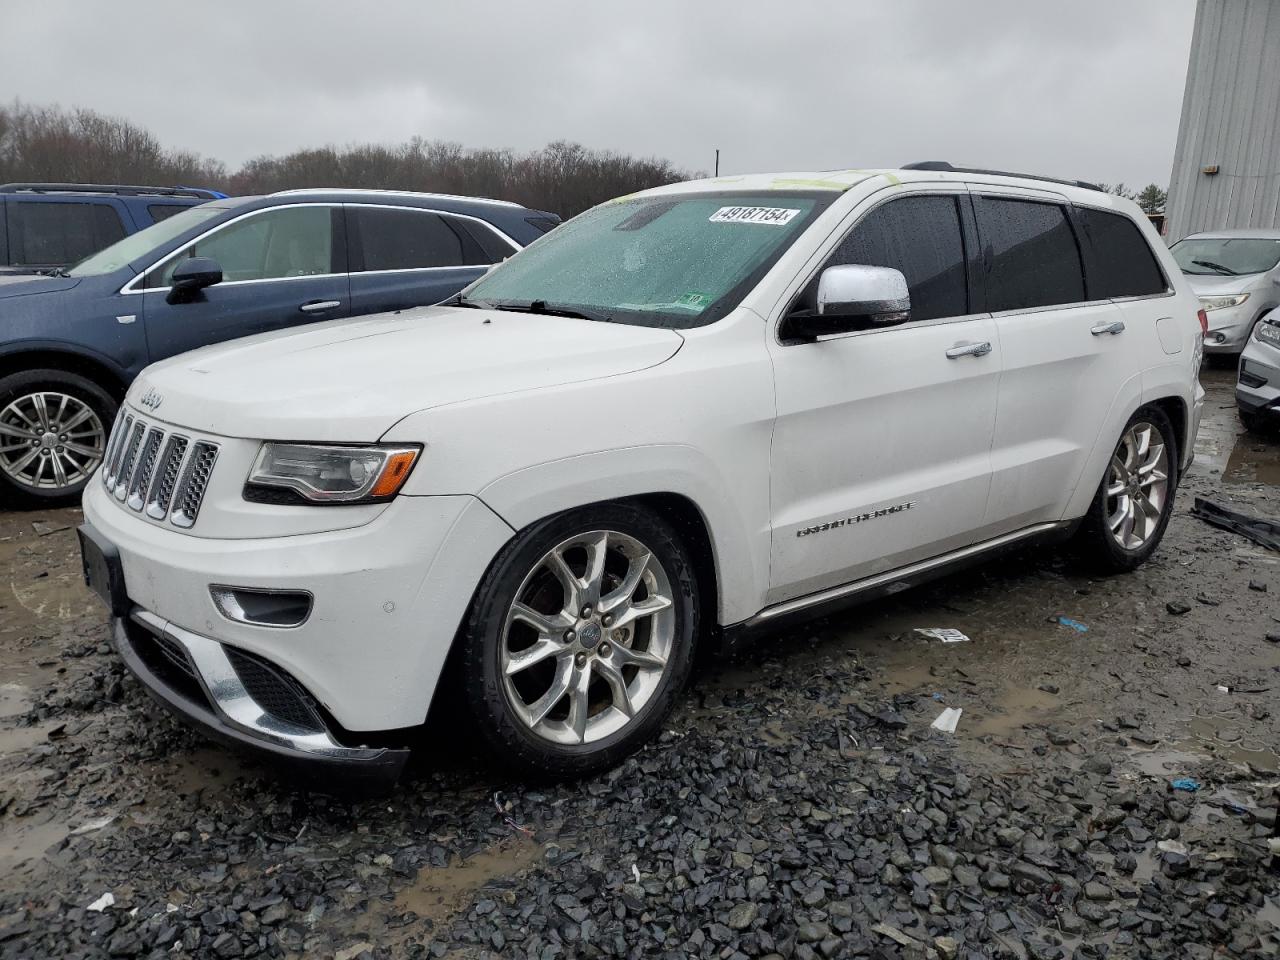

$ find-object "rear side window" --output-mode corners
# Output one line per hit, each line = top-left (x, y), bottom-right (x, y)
(147, 203), (191, 224)
(6, 201), (126, 267)
(976, 197), (1084, 312)
(351, 207), (490, 271)
(825, 195), (968, 322)
(1077, 207), (1168, 298)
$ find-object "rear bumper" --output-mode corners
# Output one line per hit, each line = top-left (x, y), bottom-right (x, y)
(114, 607), (409, 791)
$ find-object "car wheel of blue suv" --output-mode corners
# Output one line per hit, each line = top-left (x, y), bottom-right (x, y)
(0, 368), (118, 506)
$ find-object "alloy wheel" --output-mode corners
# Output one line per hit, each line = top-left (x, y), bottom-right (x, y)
(0, 391), (106, 491)
(500, 529), (676, 746)
(1105, 420), (1170, 550)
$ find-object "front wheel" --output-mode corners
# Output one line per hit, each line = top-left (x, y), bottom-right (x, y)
(1075, 406), (1179, 573)
(0, 369), (117, 507)
(461, 503), (699, 778)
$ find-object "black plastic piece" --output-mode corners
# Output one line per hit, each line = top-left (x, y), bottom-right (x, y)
(1191, 497), (1280, 551)
(900, 161), (1103, 192)
(0, 182), (219, 199)
(77, 523), (129, 616)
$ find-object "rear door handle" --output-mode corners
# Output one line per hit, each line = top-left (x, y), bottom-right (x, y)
(299, 299), (342, 314)
(945, 341), (993, 359)
(1091, 320), (1126, 336)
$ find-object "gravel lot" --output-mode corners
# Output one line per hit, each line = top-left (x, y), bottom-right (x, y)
(1, 365), (1278, 960)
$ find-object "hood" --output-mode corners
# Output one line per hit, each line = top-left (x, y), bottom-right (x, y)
(0, 275), (81, 298)
(1182, 272), (1266, 297)
(130, 305), (685, 440)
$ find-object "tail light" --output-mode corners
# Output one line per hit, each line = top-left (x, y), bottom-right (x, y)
(1197, 309), (1208, 336)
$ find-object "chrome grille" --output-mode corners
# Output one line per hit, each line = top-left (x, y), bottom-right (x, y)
(112, 421), (147, 500)
(103, 413), (218, 529)
(126, 428), (165, 510)
(171, 442), (218, 529)
(145, 435), (188, 520)
(101, 414), (132, 489)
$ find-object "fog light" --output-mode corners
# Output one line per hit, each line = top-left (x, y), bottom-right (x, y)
(1211, 332), (1228, 344)
(210, 586), (313, 628)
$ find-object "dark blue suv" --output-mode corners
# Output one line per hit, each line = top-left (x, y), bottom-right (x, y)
(0, 189), (558, 503)
(0, 183), (223, 276)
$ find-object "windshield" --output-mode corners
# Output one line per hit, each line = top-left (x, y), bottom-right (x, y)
(461, 192), (831, 328)
(67, 205), (226, 278)
(1170, 236), (1280, 276)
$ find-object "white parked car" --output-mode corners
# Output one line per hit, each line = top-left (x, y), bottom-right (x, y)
(79, 163), (1205, 785)
(1169, 228), (1280, 354)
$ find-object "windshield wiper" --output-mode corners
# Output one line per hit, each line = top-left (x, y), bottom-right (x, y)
(1191, 258), (1238, 276)
(449, 294), (495, 310)
(495, 300), (612, 323)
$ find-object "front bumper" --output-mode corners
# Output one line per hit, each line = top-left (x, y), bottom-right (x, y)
(114, 607), (408, 790)
(1237, 337), (1280, 417)
(83, 480), (514, 733)
(1203, 306), (1260, 353)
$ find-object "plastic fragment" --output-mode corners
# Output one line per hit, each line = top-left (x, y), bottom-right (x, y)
(914, 628), (970, 643)
(1157, 839), (1188, 855)
(69, 815), (115, 836)
(1170, 777), (1200, 792)
(930, 707), (963, 734)
(86, 892), (115, 912)
(1050, 616), (1088, 633)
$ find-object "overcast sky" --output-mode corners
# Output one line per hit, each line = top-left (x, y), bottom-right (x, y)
(4, 0), (1197, 188)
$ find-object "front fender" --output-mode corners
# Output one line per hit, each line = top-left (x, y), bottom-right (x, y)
(477, 444), (766, 626)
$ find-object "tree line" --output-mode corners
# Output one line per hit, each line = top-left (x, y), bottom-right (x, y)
(0, 101), (697, 217)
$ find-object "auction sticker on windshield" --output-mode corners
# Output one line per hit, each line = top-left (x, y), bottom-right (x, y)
(709, 206), (801, 226)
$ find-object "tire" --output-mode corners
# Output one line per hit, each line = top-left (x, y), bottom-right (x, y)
(0, 369), (117, 507)
(461, 502), (700, 778)
(1075, 405), (1179, 574)
(1239, 408), (1268, 435)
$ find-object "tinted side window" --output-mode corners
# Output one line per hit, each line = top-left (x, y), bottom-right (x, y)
(353, 208), (490, 271)
(7, 201), (126, 267)
(976, 198), (1084, 311)
(154, 205), (335, 286)
(148, 203), (191, 223)
(1077, 207), (1168, 298)
(826, 195), (968, 322)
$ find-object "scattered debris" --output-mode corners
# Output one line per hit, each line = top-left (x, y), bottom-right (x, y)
(1249, 580), (1269, 592)
(930, 707), (963, 733)
(1191, 497), (1280, 551)
(31, 520), (71, 537)
(914, 628), (970, 643)
(68, 815), (116, 836)
(1170, 777), (1201, 792)
(86, 893), (114, 913)
(1157, 839), (1189, 855)
(1166, 601), (1192, 616)
(1049, 616), (1089, 632)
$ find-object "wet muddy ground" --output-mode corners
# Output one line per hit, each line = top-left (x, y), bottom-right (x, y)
(1, 365), (1278, 959)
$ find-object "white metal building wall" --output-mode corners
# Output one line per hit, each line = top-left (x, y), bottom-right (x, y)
(1166, 0), (1280, 242)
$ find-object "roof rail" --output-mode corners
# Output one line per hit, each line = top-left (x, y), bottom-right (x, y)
(0, 183), (222, 199)
(900, 161), (1103, 192)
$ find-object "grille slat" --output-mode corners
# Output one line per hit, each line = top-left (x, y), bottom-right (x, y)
(112, 421), (148, 500)
(126, 428), (165, 510)
(170, 442), (218, 529)
(105, 410), (218, 529)
(103, 414), (134, 488)
(145, 435), (189, 520)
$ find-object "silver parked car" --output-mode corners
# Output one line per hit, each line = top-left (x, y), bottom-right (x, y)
(1238, 309), (1280, 432)
(1170, 229), (1280, 354)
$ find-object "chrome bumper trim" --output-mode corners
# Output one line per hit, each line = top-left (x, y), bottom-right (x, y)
(130, 608), (360, 759)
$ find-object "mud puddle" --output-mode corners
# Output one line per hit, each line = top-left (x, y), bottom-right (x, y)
(392, 837), (544, 922)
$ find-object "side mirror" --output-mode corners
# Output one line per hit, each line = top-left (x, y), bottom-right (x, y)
(166, 257), (223, 304)
(782, 264), (911, 340)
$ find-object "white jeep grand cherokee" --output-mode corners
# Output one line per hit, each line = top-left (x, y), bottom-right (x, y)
(79, 164), (1205, 786)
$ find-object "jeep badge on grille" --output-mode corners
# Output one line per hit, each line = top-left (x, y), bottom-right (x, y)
(140, 388), (163, 411)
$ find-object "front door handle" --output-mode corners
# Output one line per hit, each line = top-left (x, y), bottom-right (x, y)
(299, 299), (342, 314)
(945, 341), (993, 359)
(1091, 320), (1126, 336)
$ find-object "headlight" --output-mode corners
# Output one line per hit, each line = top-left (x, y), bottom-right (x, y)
(245, 443), (421, 504)
(1199, 293), (1249, 312)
